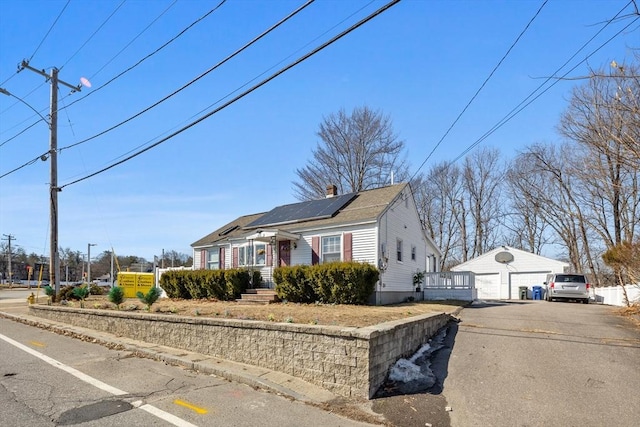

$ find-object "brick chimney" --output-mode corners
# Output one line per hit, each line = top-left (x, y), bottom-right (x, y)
(326, 184), (338, 198)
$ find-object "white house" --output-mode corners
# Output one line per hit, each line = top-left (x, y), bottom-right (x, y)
(191, 183), (442, 305)
(451, 246), (569, 300)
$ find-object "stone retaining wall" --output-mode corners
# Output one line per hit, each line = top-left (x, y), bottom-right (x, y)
(29, 305), (453, 399)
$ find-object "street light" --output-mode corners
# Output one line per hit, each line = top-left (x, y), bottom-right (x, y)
(87, 243), (97, 286)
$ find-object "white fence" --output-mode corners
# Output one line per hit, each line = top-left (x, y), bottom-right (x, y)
(592, 284), (640, 306)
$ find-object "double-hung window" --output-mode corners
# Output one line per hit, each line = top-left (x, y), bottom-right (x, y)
(397, 239), (403, 262)
(207, 249), (220, 270)
(322, 235), (341, 263)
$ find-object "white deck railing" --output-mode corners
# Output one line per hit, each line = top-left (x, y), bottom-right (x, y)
(423, 271), (475, 289)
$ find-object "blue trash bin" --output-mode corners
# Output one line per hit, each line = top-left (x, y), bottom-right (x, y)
(532, 286), (542, 300)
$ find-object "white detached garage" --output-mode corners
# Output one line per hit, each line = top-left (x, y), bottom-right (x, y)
(451, 246), (569, 300)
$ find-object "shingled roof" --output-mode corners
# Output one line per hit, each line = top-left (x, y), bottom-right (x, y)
(191, 183), (408, 248)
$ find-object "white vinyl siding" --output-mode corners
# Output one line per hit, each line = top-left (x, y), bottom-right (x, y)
(452, 246), (569, 300)
(377, 189), (432, 293)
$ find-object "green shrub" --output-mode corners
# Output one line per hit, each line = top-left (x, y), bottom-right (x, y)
(274, 265), (314, 303)
(136, 286), (161, 311)
(43, 285), (55, 304)
(224, 269), (251, 300)
(60, 285), (80, 301)
(72, 285), (90, 307)
(274, 262), (378, 305)
(159, 269), (255, 300)
(159, 270), (190, 299)
(108, 286), (125, 309)
(89, 284), (104, 295)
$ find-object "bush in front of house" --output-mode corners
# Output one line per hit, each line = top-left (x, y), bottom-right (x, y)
(273, 265), (314, 303)
(274, 262), (379, 305)
(159, 269), (256, 300)
(159, 270), (190, 299)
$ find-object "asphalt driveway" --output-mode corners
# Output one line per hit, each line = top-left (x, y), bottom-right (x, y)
(373, 300), (640, 427)
(445, 300), (640, 426)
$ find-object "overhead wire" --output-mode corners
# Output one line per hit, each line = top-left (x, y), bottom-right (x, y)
(450, 13), (640, 164)
(411, 0), (637, 178)
(28, 0), (71, 63)
(58, 0), (227, 113)
(59, 0), (403, 189)
(58, 0), (312, 153)
(59, 0), (127, 70)
(1, 0), (223, 148)
(410, 0), (549, 181)
(62, 0), (373, 182)
(86, 0), (180, 82)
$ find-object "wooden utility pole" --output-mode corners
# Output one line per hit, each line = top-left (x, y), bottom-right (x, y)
(19, 61), (84, 297)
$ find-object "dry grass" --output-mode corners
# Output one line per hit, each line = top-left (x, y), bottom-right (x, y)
(618, 303), (640, 327)
(80, 295), (466, 328)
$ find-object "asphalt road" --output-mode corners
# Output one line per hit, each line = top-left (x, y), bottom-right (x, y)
(3, 288), (639, 426)
(0, 317), (375, 427)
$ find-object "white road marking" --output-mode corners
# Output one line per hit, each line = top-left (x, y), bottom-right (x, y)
(0, 332), (199, 427)
(0, 332), (127, 395)
(140, 403), (200, 427)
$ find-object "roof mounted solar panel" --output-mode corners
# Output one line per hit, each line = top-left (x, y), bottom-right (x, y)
(246, 193), (356, 228)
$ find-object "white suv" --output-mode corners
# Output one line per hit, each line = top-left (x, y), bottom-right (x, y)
(545, 273), (590, 304)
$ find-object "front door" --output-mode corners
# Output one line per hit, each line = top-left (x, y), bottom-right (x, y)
(279, 241), (290, 267)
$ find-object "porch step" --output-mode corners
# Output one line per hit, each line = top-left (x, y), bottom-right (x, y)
(236, 289), (279, 304)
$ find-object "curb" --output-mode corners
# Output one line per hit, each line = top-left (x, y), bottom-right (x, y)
(0, 308), (338, 404)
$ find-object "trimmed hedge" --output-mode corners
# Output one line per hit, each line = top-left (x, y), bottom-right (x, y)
(274, 262), (378, 305)
(159, 269), (257, 300)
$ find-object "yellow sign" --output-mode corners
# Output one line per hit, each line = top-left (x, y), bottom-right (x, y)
(117, 272), (155, 298)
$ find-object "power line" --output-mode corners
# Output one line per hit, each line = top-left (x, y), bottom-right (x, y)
(0, 0), (225, 148)
(86, 0), (180, 82)
(60, 0), (127, 70)
(58, 0), (227, 113)
(410, 0), (549, 181)
(58, 0), (312, 153)
(450, 14), (640, 164)
(28, 0), (70, 63)
(59, 0), (403, 189)
(412, 0), (637, 177)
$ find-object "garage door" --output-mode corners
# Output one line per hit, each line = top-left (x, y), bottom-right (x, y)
(475, 273), (500, 300)
(509, 272), (551, 299)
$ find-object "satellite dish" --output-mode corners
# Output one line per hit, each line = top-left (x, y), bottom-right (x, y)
(80, 77), (92, 88)
(495, 251), (514, 264)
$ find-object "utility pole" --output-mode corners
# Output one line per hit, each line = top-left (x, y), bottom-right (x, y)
(87, 243), (97, 285)
(19, 60), (84, 297)
(2, 234), (15, 286)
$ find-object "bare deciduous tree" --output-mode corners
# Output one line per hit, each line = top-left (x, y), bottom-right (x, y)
(413, 162), (466, 269)
(504, 154), (551, 254)
(559, 62), (640, 253)
(293, 106), (408, 200)
(462, 147), (504, 258)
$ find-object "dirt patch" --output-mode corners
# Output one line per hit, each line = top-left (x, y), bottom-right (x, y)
(66, 296), (465, 328)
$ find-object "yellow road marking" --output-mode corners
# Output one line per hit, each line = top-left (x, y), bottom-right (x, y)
(174, 399), (208, 414)
(29, 341), (46, 347)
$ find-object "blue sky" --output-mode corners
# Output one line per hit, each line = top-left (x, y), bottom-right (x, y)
(0, 0), (638, 261)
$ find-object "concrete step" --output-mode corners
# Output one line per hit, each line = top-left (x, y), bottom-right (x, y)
(237, 289), (279, 304)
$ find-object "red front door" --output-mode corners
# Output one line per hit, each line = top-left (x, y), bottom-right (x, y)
(279, 241), (291, 267)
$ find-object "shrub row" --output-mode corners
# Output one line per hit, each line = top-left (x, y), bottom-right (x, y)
(159, 269), (261, 300)
(273, 262), (379, 305)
